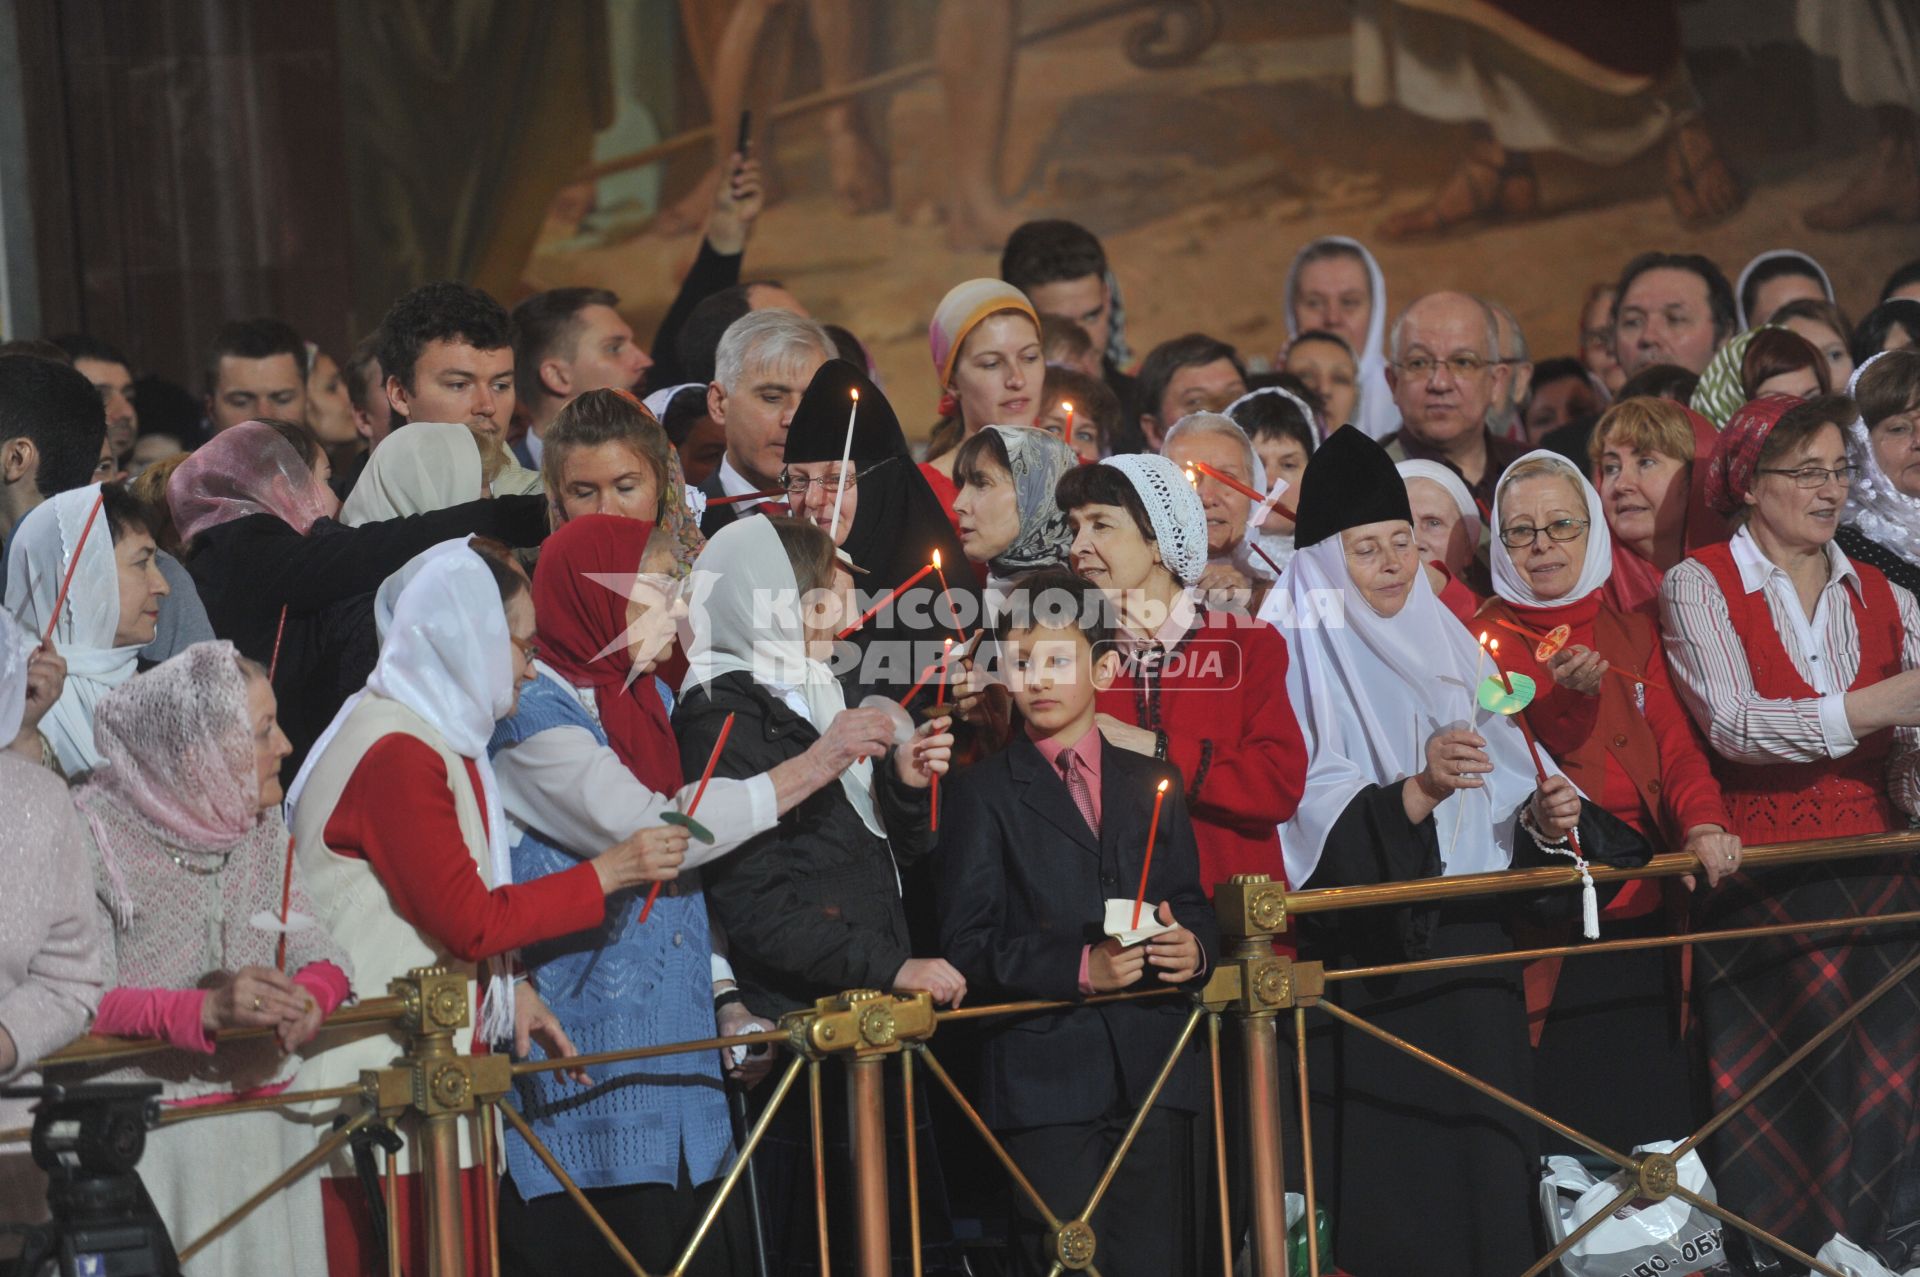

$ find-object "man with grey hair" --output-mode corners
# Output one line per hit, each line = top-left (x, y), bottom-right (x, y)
(699, 308), (836, 536)
(1383, 290), (1526, 510)
(1485, 299), (1533, 443)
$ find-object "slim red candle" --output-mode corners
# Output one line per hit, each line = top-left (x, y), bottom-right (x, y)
(1190, 459), (1298, 523)
(641, 711), (735, 923)
(930, 639), (953, 831)
(1488, 638), (1516, 695)
(1131, 779), (1171, 929)
(930, 549), (965, 644)
(275, 835), (296, 973)
(706, 487), (789, 506)
(1493, 616), (1659, 688)
(837, 561), (936, 639)
(41, 491), (106, 647)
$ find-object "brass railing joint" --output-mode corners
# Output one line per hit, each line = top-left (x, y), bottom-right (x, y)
(781, 988), (938, 1060)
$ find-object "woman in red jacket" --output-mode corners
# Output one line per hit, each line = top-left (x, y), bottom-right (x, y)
(1055, 452), (1306, 893)
(1477, 449), (1740, 1156)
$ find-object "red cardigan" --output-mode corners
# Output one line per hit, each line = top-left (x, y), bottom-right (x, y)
(1095, 609), (1307, 891)
(323, 735), (604, 963)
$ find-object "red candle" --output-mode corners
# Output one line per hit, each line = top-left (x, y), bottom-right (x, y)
(275, 835), (297, 972)
(1190, 459), (1299, 523)
(837, 561), (936, 639)
(930, 549), (966, 644)
(1494, 618), (1659, 689)
(1131, 779), (1171, 929)
(1488, 638), (1516, 695)
(641, 712), (735, 923)
(41, 491), (106, 647)
(930, 639), (953, 831)
(706, 487), (790, 506)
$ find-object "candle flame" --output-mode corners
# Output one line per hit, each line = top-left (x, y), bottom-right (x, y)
(943, 637), (953, 651)
(850, 388), (860, 401)
(1478, 630), (1490, 647)
(1062, 401), (1073, 413)
(1184, 465), (1197, 484)
(1489, 638), (1501, 655)
(931, 549), (941, 570)
(1157, 778), (1170, 793)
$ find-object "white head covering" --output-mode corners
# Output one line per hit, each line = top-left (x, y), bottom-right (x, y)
(1396, 459), (1484, 545)
(284, 537), (478, 821)
(4, 485), (141, 775)
(1734, 249), (1836, 330)
(368, 542), (519, 1040)
(1225, 384), (1321, 440)
(340, 422), (484, 526)
(1488, 450), (1614, 608)
(1841, 351), (1920, 563)
(1270, 534), (1565, 886)
(1163, 412), (1288, 581)
(643, 382), (707, 421)
(682, 517), (884, 836)
(1102, 453), (1209, 585)
(1284, 236), (1394, 440)
(0, 607), (35, 747)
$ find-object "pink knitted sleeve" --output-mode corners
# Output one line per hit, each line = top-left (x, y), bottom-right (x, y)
(94, 987), (214, 1053)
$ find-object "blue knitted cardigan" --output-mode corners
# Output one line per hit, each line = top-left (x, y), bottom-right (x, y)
(490, 673), (733, 1199)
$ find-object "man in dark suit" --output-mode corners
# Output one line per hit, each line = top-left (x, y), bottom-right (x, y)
(937, 567), (1216, 1277)
(695, 309), (834, 537)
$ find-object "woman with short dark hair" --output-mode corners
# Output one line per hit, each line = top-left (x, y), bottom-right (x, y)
(1838, 349), (1920, 595)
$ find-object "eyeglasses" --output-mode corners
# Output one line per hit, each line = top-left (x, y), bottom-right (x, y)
(780, 456), (894, 497)
(1755, 464), (1855, 489)
(510, 634), (541, 663)
(1498, 517), (1590, 549)
(1394, 353), (1490, 379)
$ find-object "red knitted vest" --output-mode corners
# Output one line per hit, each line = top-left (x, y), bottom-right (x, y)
(1694, 542), (1901, 843)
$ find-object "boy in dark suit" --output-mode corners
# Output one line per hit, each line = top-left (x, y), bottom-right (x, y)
(936, 567), (1218, 1277)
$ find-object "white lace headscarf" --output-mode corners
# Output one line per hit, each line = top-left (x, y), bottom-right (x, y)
(4, 484), (139, 775)
(681, 516), (884, 836)
(1101, 453), (1209, 585)
(1842, 351), (1920, 563)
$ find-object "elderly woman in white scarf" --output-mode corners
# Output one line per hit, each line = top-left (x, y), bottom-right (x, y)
(677, 514), (962, 1273)
(287, 539), (690, 1276)
(5, 483), (171, 777)
(1397, 457), (1486, 623)
(1837, 349), (1920, 597)
(60, 641), (350, 1276)
(1271, 428), (1643, 1277)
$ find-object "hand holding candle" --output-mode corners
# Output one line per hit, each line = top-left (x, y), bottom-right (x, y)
(930, 549), (966, 644)
(642, 712), (734, 923)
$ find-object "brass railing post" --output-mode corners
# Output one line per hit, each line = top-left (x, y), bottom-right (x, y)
(361, 967), (512, 1277)
(782, 989), (938, 1277)
(1201, 873), (1314, 1277)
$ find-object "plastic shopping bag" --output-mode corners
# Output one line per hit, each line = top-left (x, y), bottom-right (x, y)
(1282, 1192), (1332, 1276)
(1812, 1234), (1920, 1277)
(1538, 1141), (1726, 1277)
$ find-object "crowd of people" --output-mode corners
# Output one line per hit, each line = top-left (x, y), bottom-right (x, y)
(3, 139), (1920, 1276)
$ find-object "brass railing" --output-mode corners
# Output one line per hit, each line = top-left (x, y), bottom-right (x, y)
(10, 827), (1920, 1276)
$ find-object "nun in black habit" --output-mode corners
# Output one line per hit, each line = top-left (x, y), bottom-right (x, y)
(1269, 429), (1649, 1276)
(782, 359), (974, 699)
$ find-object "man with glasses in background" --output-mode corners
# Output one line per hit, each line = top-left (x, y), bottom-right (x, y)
(1384, 290), (1526, 511)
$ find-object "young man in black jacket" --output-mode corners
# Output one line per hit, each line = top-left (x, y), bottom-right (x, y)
(937, 567), (1217, 1277)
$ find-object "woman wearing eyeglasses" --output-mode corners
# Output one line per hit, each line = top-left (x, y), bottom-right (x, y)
(1474, 450), (1736, 1158)
(1660, 394), (1920, 1262)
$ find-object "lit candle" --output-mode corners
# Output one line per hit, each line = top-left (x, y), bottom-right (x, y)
(1131, 779), (1171, 929)
(1488, 638), (1515, 695)
(930, 549), (965, 644)
(641, 711), (735, 923)
(41, 490), (106, 647)
(930, 638), (954, 831)
(837, 560), (936, 638)
(1189, 459), (1298, 523)
(829, 388), (859, 541)
(706, 487), (790, 506)
(1476, 630), (1490, 694)
(275, 835), (296, 973)
(1062, 401), (1075, 441)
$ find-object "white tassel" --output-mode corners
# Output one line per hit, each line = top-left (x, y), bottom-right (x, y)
(1579, 865), (1599, 941)
(477, 965), (516, 1048)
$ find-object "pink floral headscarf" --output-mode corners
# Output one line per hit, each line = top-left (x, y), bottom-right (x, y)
(167, 420), (340, 545)
(1705, 394), (1803, 518)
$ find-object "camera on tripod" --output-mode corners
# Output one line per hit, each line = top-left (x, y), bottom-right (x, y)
(2, 1081), (178, 1277)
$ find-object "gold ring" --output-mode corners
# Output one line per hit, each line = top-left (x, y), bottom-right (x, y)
(252, 996), (263, 1012)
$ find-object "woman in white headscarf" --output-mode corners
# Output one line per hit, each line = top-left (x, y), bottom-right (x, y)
(338, 420), (486, 526)
(287, 541), (686, 1277)
(1397, 457), (1485, 623)
(1283, 236), (1395, 439)
(1734, 248), (1836, 330)
(1478, 449), (1736, 1156)
(1838, 349), (1920, 597)
(5, 484), (170, 776)
(676, 514), (960, 1274)
(1269, 428), (1634, 1277)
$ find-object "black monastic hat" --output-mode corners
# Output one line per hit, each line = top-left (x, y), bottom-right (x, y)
(1291, 425), (1416, 549)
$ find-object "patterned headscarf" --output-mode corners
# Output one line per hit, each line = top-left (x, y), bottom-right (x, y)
(607, 387), (705, 576)
(1705, 394), (1802, 517)
(980, 425), (1077, 576)
(167, 420), (341, 544)
(1689, 328), (1774, 429)
(1842, 352), (1920, 563)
